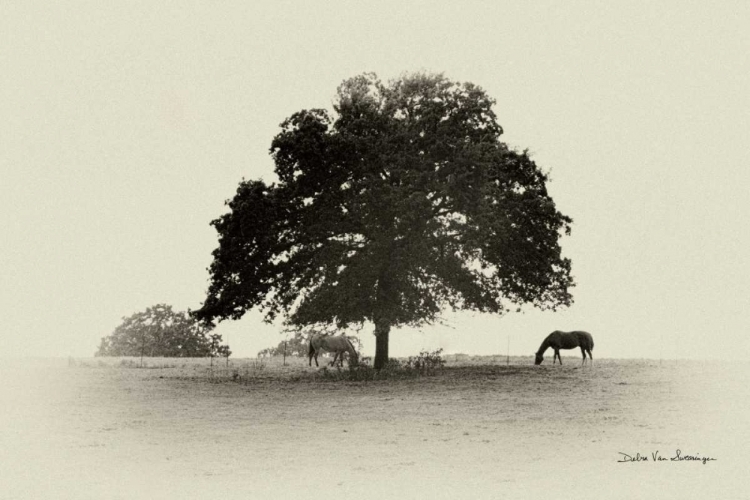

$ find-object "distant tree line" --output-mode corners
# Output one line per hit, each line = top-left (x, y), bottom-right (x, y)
(96, 304), (231, 358)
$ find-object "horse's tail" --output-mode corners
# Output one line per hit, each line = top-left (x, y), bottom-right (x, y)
(345, 338), (358, 362)
(308, 337), (315, 358)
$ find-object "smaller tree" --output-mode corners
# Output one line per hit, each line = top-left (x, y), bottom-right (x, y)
(257, 332), (308, 358)
(96, 304), (231, 358)
(207, 333), (233, 367)
(217, 344), (232, 359)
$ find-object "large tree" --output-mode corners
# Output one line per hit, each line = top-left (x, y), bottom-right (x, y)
(193, 72), (574, 369)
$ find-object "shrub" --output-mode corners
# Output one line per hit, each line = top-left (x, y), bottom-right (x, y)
(405, 348), (445, 372)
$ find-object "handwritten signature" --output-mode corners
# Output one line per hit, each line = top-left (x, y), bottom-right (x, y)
(618, 450), (716, 464)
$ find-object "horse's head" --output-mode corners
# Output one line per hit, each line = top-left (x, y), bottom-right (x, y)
(534, 353), (544, 365)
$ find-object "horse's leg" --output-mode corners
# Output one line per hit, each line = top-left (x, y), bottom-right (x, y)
(557, 350), (562, 365)
(588, 349), (593, 365)
(314, 351), (319, 367)
(332, 351), (339, 367)
(581, 347), (586, 366)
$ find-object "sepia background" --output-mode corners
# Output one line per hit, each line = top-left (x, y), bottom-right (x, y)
(3, 0), (748, 361)
(2, 1), (749, 498)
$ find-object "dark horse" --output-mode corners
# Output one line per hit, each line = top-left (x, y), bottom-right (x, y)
(535, 331), (594, 366)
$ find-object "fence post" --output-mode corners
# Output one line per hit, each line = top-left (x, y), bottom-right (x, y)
(506, 335), (510, 365)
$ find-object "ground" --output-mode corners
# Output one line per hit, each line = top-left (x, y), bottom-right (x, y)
(1, 356), (747, 499)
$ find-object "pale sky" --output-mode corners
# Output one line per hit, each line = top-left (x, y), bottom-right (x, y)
(2, 1), (748, 360)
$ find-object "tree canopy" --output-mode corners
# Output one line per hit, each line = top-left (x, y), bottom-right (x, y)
(97, 304), (231, 358)
(193, 72), (574, 369)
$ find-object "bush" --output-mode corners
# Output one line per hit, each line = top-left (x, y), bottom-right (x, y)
(405, 348), (445, 372)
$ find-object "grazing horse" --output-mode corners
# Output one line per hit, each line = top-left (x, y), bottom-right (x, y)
(535, 330), (594, 366)
(308, 334), (359, 367)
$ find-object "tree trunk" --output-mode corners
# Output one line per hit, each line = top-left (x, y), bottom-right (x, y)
(374, 261), (394, 370)
(373, 321), (390, 370)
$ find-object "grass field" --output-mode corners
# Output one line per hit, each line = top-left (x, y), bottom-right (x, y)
(2, 355), (748, 499)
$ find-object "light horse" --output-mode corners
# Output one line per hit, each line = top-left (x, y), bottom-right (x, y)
(308, 334), (359, 367)
(535, 330), (594, 366)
